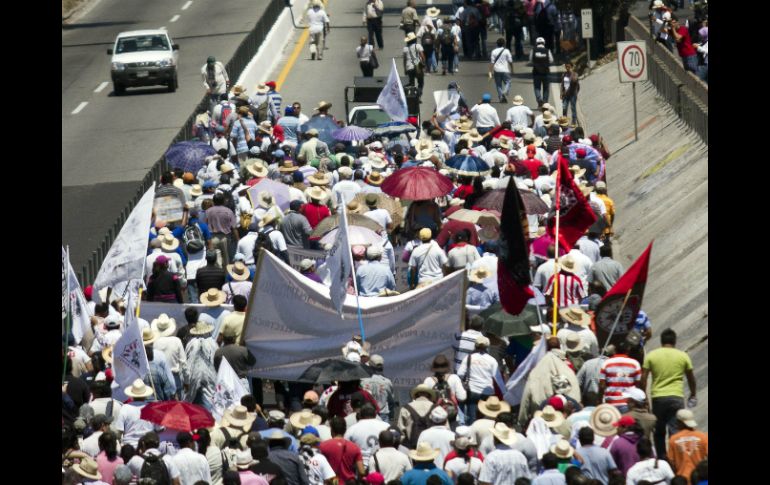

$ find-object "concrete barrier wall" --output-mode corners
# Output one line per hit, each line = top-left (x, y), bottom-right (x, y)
(578, 60), (708, 430)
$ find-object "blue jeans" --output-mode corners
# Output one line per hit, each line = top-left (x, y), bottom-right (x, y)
(533, 74), (550, 105)
(494, 72), (512, 101)
(562, 95), (577, 124)
(464, 392), (492, 425)
(652, 396), (684, 457)
(187, 280), (199, 303)
(682, 55), (698, 74)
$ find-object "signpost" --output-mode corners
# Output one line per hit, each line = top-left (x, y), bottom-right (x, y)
(581, 8), (593, 65)
(617, 41), (648, 142)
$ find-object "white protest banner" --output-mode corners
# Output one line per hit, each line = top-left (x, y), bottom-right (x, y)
(63, 246), (94, 345)
(327, 194), (353, 317)
(94, 183), (156, 299)
(377, 59), (409, 122)
(112, 295), (150, 391)
(503, 336), (547, 407)
(211, 358), (249, 422)
(243, 251), (466, 390)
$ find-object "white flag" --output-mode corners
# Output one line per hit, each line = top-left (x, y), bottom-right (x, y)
(434, 90), (460, 117)
(327, 194), (353, 317)
(504, 336), (547, 407)
(211, 358), (248, 422)
(112, 295), (150, 391)
(63, 247), (94, 345)
(376, 59), (408, 122)
(94, 183), (156, 300)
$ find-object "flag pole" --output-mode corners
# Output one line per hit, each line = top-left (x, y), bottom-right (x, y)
(63, 246), (73, 384)
(343, 207), (367, 343)
(134, 287), (158, 399)
(600, 289), (633, 357)
(551, 162), (562, 336)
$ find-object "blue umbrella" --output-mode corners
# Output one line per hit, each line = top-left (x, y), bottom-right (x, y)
(164, 141), (217, 173)
(300, 116), (341, 146)
(373, 121), (416, 137)
(444, 154), (491, 177)
(332, 125), (373, 142)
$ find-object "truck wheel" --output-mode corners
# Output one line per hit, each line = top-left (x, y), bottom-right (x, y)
(114, 82), (125, 95)
(168, 75), (177, 93)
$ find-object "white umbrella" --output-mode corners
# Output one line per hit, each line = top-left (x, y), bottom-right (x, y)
(320, 226), (382, 247)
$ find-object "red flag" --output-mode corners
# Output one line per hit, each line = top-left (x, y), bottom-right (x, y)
(547, 153), (597, 251)
(594, 242), (654, 346)
(497, 177), (534, 315)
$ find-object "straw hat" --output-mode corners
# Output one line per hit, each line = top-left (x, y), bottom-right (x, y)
(542, 111), (555, 126)
(558, 116), (570, 127)
(512, 95), (525, 106)
(426, 6), (441, 17)
(347, 200), (364, 214)
(415, 148), (435, 161)
(565, 333), (585, 353)
(224, 405), (256, 429)
(551, 439), (575, 459)
(409, 442), (440, 462)
(490, 423), (518, 446)
(125, 378), (154, 399)
(173, 178), (184, 188)
(190, 184), (203, 197)
(534, 405), (565, 428)
(448, 116), (472, 133)
(307, 186), (327, 201)
(102, 346), (113, 364)
(558, 255), (577, 274)
(366, 171), (385, 186)
(247, 161), (269, 178)
(461, 129), (483, 143)
(290, 410), (322, 430)
(255, 83), (270, 94)
(278, 160), (299, 172)
(200, 288), (226, 307)
(160, 234), (179, 252)
(478, 396), (511, 418)
(498, 136), (513, 150)
(368, 153), (389, 169)
(258, 120), (273, 136)
(404, 32), (418, 43)
(591, 404), (622, 437)
(188, 320), (215, 336)
(580, 183), (593, 197)
(559, 306), (591, 327)
(220, 162), (235, 175)
(227, 261), (251, 281)
(307, 172), (331, 186)
(259, 212), (278, 228)
(257, 190), (274, 209)
(151, 313), (177, 337)
(410, 384), (437, 401)
(235, 449), (256, 469)
(72, 456), (102, 481)
(315, 101), (333, 111)
(142, 327), (158, 346)
(468, 266), (491, 284)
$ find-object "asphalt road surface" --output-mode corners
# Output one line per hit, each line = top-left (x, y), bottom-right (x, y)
(62, 0), (270, 272)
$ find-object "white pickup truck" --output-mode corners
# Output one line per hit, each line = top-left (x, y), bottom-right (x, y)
(107, 30), (179, 95)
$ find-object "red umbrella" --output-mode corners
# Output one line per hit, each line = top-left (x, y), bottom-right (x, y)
(380, 167), (454, 200)
(140, 401), (215, 432)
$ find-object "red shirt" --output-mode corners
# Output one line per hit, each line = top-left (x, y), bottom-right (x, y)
(326, 388), (380, 418)
(301, 202), (331, 229)
(443, 449), (484, 465)
(454, 185), (474, 200)
(522, 158), (543, 179)
(318, 437), (362, 482)
(675, 26), (696, 57)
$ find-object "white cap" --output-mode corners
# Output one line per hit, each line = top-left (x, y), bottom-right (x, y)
(623, 388), (647, 403)
(430, 406), (449, 423)
(536, 37), (545, 45)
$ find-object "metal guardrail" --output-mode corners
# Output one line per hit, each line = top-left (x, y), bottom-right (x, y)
(76, 0), (286, 287)
(623, 16), (707, 144)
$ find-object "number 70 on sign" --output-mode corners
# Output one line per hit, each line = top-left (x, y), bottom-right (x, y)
(617, 41), (648, 83)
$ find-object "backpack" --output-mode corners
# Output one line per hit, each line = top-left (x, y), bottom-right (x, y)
(253, 228), (276, 263)
(422, 31), (435, 47)
(405, 403), (439, 449)
(255, 100), (270, 123)
(221, 427), (250, 449)
(218, 101), (235, 131)
(183, 222), (205, 254)
(139, 453), (171, 485)
(432, 376), (459, 422)
(441, 29), (454, 46)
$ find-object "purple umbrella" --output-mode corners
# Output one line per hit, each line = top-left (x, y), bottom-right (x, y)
(164, 141), (217, 173)
(246, 179), (291, 212)
(332, 126), (373, 142)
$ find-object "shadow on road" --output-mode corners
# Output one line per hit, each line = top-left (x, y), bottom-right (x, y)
(62, 20), (138, 31)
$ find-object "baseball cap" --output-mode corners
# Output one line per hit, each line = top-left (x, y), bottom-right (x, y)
(430, 406), (449, 423)
(536, 37), (545, 45)
(419, 228), (432, 241)
(207, 56), (216, 64)
(676, 409), (698, 428)
(369, 354), (384, 367)
(482, 93), (492, 102)
(548, 395), (567, 411)
(623, 388), (646, 403)
(303, 391), (319, 404)
(268, 410), (286, 421)
(475, 336), (490, 347)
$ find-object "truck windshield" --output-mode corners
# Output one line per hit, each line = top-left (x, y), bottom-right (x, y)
(351, 109), (392, 128)
(116, 35), (170, 54)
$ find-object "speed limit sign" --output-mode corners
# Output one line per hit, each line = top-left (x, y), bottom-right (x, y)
(617, 41), (648, 83)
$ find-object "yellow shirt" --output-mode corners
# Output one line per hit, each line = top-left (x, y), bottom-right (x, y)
(643, 347), (693, 398)
(221, 311), (246, 343)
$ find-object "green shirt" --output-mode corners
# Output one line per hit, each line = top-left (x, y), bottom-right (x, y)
(643, 347), (693, 398)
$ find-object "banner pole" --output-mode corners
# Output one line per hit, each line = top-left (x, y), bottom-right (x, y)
(135, 287), (158, 400)
(63, 246), (73, 384)
(345, 211), (366, 343)
(600, 289), (633, 357)
(551, 162), (562, 336)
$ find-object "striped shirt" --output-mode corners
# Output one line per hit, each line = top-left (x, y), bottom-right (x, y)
(599, 354), (641, 408)
(544, 272), (586, 308)
(453, 329), (483, 370)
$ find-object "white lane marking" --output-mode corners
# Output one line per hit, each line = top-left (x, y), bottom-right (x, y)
(94, 81), (109, 93)
(182, 1), (192, 10)
(170, 14), (180, 22)
(71, 102), (89, 115)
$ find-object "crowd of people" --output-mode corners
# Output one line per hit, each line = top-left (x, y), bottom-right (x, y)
(63, 1), (707, 485)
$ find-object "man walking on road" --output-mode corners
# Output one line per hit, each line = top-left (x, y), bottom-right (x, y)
(202, 56), (229, 115)
(306, 0), (330, 60)
(560, 62), (580, 126)
(489, 38), (514, 103)
(530, 37), (553, 107)
(363, 0), (385, 49)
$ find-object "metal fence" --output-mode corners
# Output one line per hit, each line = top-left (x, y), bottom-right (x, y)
(624, 16), (708, 144)
(76, 0), (286, 287)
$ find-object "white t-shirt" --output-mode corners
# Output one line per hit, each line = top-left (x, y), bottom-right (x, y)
(114, 402), (157, 448)
(357, 44), (374, 62)
(470, 103), (501, 128)
(456, 352), (500, 395)
(371, 447), (412, 482)
(303, 450), (337, 485)
(506, 105), (534, 127)
(185, 250), (207, 280)
(171, 447), (212, 485)
(447, 244), (480, 270)
(403, 44), (424, 71)
(344, 418), (390, 469)
(445, 456), (483, 479)
(490, 47), (513, 73)
(408, 240), (448, 283)
(306, 8), (329, 34)
(417, 426), (456, 468)
(625, 458), (675, 485)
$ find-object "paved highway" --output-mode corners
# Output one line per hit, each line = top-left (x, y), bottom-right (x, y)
(62, 0), (270, 272)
